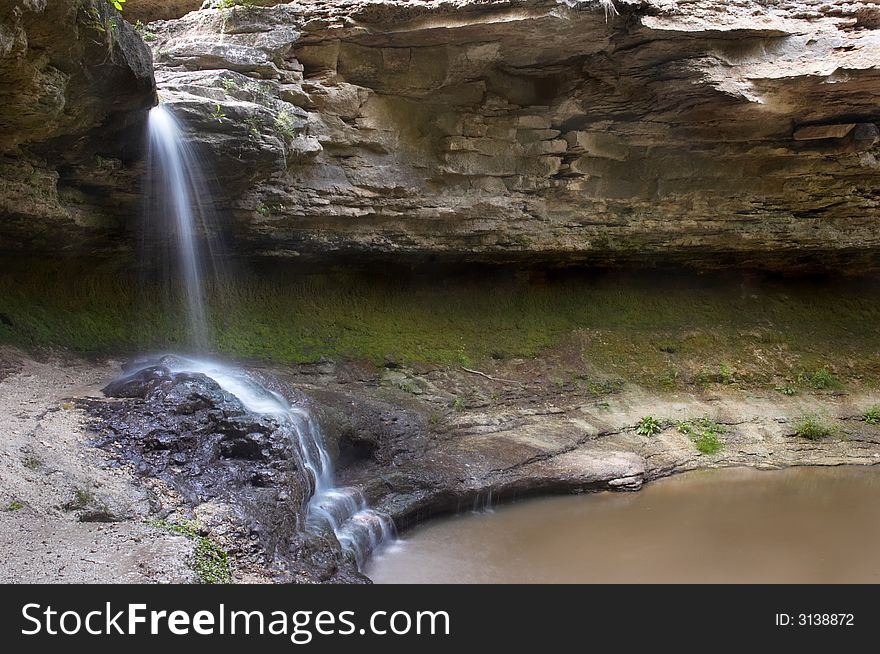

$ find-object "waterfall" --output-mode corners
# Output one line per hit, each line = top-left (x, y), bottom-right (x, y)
(146, 105), (214, 351)
(140, 104), (395, 569)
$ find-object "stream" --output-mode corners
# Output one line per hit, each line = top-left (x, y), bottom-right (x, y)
(366, 466), (880, 583)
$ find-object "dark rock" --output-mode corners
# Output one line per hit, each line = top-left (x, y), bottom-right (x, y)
(89, 362), (365, 583)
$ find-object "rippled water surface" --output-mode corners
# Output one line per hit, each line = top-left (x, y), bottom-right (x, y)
(366, 467), (880, 583)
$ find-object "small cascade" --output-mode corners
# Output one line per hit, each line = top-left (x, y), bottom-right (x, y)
(310, 487), (397, 569)
(152, 356), (396, 567)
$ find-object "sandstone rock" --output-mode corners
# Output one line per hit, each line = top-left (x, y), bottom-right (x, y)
(0, 0), (155, 253)
(130, 0), (880, 271)
(5, 0), (880, 271)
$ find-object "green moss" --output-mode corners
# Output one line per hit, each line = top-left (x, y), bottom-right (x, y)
(149, 519), (232, 584)
(5, 500), (24, 512)
(2, 262), (880, 392)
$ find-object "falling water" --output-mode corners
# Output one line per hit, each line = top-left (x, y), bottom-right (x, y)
(148, 356), (397, 568)
(141, 104), (394, 568)
(146, 105), (212, 351)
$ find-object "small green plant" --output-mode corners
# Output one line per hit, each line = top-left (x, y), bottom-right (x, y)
(775, 384), (796, 396)
(256, 204), (271, 217)
(6, 500), (24, 512)
(108, 0), (125, 11)
(22, 454), (42, 471)
(149, 519), (232, 584)
(244, 116), (264, 141)
(210, 104), (226, 122)
(274, 109), (296, 139)
(66, 487), (96, 510)
(678, 417), (725, 454)
(585, 379), (623, 396)
(799, 367), (837, 390)
(718, 363), (735, 384)
(863, 405), (880, 426)
(216, 0), (255, 8)
(658, 367), (679, 390)
(694, 431), (723, 455)
(636, 415), (662, 436)
(794, 414), (838, 441)
(393, 380), (418, 394)
(452, 397), (466, 411)
(81, 4), (118, 44)
(221, 78), (238, 94)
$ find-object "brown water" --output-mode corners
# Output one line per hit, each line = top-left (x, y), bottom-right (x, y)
(366, 467), (880, 583)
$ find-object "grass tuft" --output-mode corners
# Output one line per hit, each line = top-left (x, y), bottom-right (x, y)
(793, 414), (838, 441)
(863, 405), (880, 426)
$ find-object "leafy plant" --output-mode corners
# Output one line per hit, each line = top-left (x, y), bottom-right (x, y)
(678, 417), (724, 454)
(222, 78), (239, 94)
(452, 397), (466, 411)
(216, 0), (255, 10)
(658, 367), (679, 390)
(794, 414), (838, 441)
(864, 405), (880, 426)
(274, 109), (296, 139)
(244, 116), (264, 141)
(5, 500), (24, 512)
(22, 454), (42, 470)
(636, 415), (662, 436)
(718, 363), (735, 384)
(210, 104), (226, 122)
(108, 0), (125, 11)
(775, 384), (796, 396)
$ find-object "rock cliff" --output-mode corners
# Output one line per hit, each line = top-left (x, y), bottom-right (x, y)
(144, 0), (880, 269)
(2, 0), (880, 269)
(0, 0), (155, 253)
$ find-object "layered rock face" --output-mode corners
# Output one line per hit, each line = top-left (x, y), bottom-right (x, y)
(0, 0), (154, 253)
(138, 0), (880, 269)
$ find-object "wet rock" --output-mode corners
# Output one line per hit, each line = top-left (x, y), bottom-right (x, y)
(88, 362), (365, 583)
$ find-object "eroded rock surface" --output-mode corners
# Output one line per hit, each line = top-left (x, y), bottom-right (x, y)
(137, 0), (880, 270)
(0, 0), (155, 253)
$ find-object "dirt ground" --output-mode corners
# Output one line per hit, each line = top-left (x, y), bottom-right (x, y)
(0, 346), (193, 583)
(2, 344), (879, 583)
